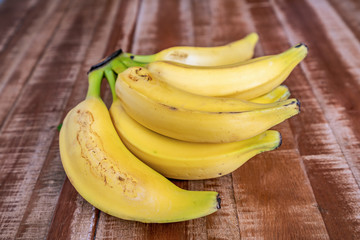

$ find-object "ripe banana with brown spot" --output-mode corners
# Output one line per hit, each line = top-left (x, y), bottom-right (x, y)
(59, 68), (220, 223)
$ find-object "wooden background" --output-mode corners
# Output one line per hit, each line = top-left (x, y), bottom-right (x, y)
(1, 0), (360, 239)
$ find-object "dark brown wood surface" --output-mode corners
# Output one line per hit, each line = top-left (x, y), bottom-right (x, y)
(0, 0), (359, 239)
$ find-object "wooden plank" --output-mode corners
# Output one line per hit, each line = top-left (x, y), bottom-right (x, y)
(199, 0), (329, 238)
(0, 0), (70, 129)
(233, 150), (329, 239)
(299, 0), (360, 88)
(15, 0), (126, 237)
(46, 1), (142, 239)
(327, 0), (360, 43)
(254, 0), (360, 239)
(271, 0), (360, 181)
(0, 0), (112, 239)
(0, 0), (40, 53)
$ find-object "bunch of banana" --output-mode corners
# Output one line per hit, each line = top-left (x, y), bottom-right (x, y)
(59, 34), (307, 223)
(105, 69), (282, 180)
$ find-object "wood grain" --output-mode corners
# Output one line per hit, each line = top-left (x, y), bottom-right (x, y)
(0, 0), (40, 53)
(0, 0), (359, 239)
(260, 0), (360, 238)
(46, 1), (142, 239)
(0, 0), (69, 129)
(215, 1), (330, 238)
(46, 1), (137, 239)
(0, 0), (111, 238)
(327, 0), (360, 43)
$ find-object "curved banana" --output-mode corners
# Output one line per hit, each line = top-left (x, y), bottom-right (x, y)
(127, 32), (259, 66)
(117, 67), (296, 113)
(122, 44), (307, 99)
(112, 101), (281, 180)
(115, 67), (300, 143)
(59, 69), (220, 223)
(104, 70), (281, 180)
(248, 85), (290, 103)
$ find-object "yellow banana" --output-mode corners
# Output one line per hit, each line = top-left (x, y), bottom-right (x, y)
(248, 85), (290, 103)
(59, 69), (220, 223)
(127, 32), (259, 66)
(116, 67), (296, 112)
(104, 70), (281, 180)
(121, 44), (307, 99)
(111, 101), (281, 180)
(115, 67), (300, 143)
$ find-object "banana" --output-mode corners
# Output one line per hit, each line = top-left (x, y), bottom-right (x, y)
(115, 67), (300, 143)
(112, 102), (281, 180)
(59, 68), (220, 223)
(104, 69), (281, 180)
(117, 67), (297, 113)
(248, 85), (290, 103)
(121, 44), (307, 99)
(126, 32), (259, 66)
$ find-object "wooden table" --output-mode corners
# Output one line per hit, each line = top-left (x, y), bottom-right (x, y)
(1, 0), (360, 239)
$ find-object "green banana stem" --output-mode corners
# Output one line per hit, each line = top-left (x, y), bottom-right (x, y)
(127, 53), (156, 63)
(86, 70), (104, 99)
(110, 58), (129, 74)
(119, 56), (147, 69)
(105, 69), (118, 101)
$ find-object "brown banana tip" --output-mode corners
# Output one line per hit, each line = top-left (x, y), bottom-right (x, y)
(296, 99), (301, 112)
(216, 194), (221, 209)
(277, 132), (283, 149)
(87, 48), (123, 74)
(295, 43), (308, 49)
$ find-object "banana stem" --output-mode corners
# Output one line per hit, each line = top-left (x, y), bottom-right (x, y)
(104, 69), (118, 101)
(127, 53), (156, 63)
(86, 70), (104, 99)
(120, 56), (147, 68)
(110, 58), (129, 74)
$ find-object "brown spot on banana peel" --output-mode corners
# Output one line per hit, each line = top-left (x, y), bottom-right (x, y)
(169, 51), (188, 60)
(128, 73), (139, 82)
(129, 68), (152, 82)
(159, 103), (178, 111)
(75, 110), (138, 198)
